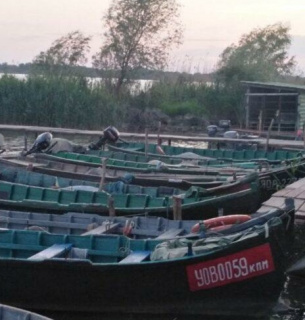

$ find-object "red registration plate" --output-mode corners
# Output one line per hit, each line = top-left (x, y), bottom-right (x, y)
(187, 243), (275, 291)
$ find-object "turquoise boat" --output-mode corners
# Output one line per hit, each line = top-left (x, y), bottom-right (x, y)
(0, 162), (260, 219)
(37, 151), (254, 174)
(0, 155), (231, 190)
(33, 150), (305, 203)
(0, 206), (294, 318)
(0, 198), (294, 240)
(0, 304), (52, 320)
(106, 141), (303, 164)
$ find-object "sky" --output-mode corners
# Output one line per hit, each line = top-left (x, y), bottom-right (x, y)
(1, 0), (305, 74)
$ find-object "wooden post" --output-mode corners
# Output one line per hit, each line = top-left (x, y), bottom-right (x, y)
(303, 122), (305, 150)
(218, 208), (224, 217)
(277, 96), (282, 133)
(145, 128), (148, 160)
(245, 87), (250, 129)
(258, 110), (263, 134)
(108, 196), (116, 217)
(24, 130), (28, 151)
(172, 196), (182, 220)
(157, 121), (161, 145)
(265, 118), (274, 152)
(265, 110), (279, 152)
(99, 158), (107, 191)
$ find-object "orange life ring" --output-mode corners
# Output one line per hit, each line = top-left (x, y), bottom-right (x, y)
(191, 214), (251, 233)
(122, 220), (134, 236)
(209, 224), (234, 232)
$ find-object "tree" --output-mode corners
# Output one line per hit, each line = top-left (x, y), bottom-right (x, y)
(93, 0), (183, 94)
(217, 23), (296, 84)
(214, 23), (296, 126)
(32, 31), (91, 74)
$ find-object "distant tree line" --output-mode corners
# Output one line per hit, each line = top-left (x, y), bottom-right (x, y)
(0, 62), (212, 82)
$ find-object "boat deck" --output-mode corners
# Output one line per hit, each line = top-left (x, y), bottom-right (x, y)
(258, 178), (305, 222)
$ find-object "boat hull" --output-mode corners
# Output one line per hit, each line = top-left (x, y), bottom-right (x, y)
(0, 224), (288, 317)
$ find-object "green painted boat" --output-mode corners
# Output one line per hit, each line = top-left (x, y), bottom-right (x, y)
(0, 162), (260, 219)
(40, 151), (254, 175)
(0, 155), (231, 190)
(0, 198), (294, 240)
(32, 150), (305, 203)
(87, 147), (281, 169)
(0, 207), (294, 318)
(107, 141), (304, 164)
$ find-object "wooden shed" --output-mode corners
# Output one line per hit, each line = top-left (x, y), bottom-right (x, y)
(242, 81), (305, 133)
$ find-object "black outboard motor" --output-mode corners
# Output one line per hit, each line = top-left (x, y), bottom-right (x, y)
(24, 132), (53, 156)
(207, 125), (218, 137)
(88, 126), (120, 150)
(218, 120), (231, 131)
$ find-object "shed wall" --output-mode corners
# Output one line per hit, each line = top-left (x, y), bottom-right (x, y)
(298, 93), (305, 129)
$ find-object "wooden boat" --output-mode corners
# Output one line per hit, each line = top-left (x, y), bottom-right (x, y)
(0, 304), (52, 320)
(0, 209), (197, 239)
(36, 151), (253, 175)
(0, 160), (185, 197)
(25, 151), (305, 203)
(0, 154), (245, 190)
(106, 141), (303, 164)
(0, 206), (294, 318)
(0, 162), (260, 218)
(0, 198), (294, 239)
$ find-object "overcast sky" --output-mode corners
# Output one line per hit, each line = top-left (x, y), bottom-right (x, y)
(1, 0), (305, 74)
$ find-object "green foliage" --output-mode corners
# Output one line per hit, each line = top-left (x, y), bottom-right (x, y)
(214, 22), (296, 126)
(32, 31), (91, 76)
(138, 77), (210, 116)
(0, 74), (126, 129)
(93, 0), (183, 94)
(217, 22), (296, 84)
(160, 100), (201, 116)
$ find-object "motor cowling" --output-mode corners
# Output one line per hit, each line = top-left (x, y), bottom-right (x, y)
(207, 125), (218, 137)
(88, 126), (120, 150)
(103, 126), (120, 143)
(24, 132), (53, 155)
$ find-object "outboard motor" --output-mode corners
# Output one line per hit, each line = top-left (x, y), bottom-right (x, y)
(218, 120), (231, 131)
(88, 126), (120, 150)
(24, 132), (53, 156)
(207, 125), (218, 137)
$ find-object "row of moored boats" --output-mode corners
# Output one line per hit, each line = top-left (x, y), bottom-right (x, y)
(0, 126), (304, 319)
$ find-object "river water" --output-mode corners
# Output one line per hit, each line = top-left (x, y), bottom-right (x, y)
(1, 131), (305, 320)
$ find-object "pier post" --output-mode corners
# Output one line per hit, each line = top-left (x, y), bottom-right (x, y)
(173, 196), (182, 220)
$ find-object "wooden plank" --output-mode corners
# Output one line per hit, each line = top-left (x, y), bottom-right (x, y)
(297, 191), (305, 200)
(273, 188), (295, 197)
(28, 243), (72, 260)
(262, 197), (286, 209)
(286, 189), (305, 198)
(156, 228), (184, 239)
(81, 223), (120, 236)
(119, 250), (150, 264)
(296, 201), (305, 212)
(1, 124), (305, 149)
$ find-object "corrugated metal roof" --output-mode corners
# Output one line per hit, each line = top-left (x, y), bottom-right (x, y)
(241, 81), (305, 92)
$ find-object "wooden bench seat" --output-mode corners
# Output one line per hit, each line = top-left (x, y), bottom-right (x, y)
(119, 250), (150, 264)
(81, 222), (120, 236)
(155, 228), (185, 239)
(28, 243), (73, 260)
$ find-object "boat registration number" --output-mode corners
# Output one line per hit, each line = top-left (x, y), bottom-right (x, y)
(187, 243), (274, 291)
